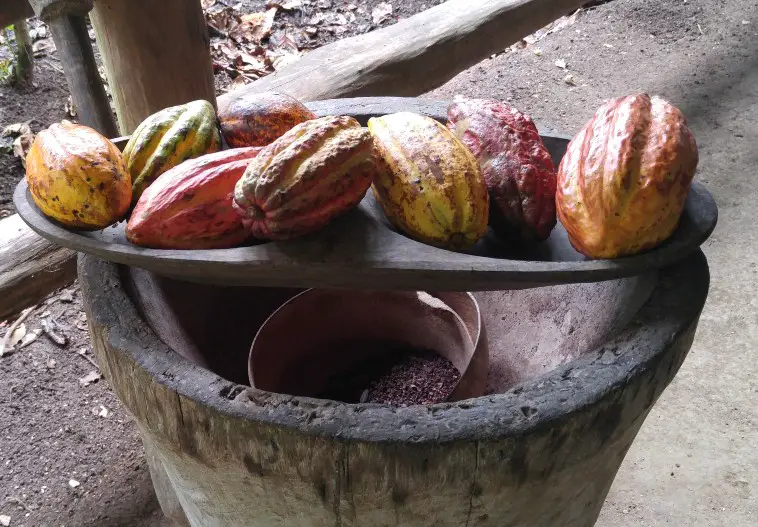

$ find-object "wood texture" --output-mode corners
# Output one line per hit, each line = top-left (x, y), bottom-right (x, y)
(217, 0), (589, 108)
(0, 213), (76, 321)
(0, 0), (34, 27)
(47, 14), (119, 138)
(79, 250), (710, 527)
(89, 0), (217, 134)
(14, 98), (718, 291)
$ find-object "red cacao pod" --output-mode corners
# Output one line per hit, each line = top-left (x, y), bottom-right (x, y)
(218, 91), (317, 148)
(555, 93), (699, 259)
(447, 98), (557, 243)
(126, 147), (261, 249)
(233, 115), (377, 240)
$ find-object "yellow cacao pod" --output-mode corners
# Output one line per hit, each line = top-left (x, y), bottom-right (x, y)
(25, 121), (132, 230)
(367, 112), (490, 250)
(122, 99), (222, 205)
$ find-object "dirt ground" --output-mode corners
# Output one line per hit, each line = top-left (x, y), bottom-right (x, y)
(0, 0), (756, 525)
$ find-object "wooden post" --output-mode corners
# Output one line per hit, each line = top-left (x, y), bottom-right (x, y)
(0, 0), (34, 27)
(89, 0), (217, 135)
(28, 0), (119, 137)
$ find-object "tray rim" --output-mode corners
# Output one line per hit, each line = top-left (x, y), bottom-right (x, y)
(12, 96), (719, 290)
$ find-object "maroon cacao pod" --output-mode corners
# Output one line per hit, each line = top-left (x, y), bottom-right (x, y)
(447, 98), (557, 243)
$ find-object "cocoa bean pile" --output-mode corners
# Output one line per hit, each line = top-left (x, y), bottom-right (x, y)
(316, 346), (460, 406)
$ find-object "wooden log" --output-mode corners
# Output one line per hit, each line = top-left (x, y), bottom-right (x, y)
(218, 0), (589, 108)
(89, 0), (217, 134)
(79, 250), (710, 527)
(0, 0), (34, 27)
(0, 214), (76, 322)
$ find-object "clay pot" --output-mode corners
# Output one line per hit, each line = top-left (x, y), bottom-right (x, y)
(248, 289), (488, 403)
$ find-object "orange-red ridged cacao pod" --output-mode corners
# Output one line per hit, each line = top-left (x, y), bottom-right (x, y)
(126, 147), (261, 249)
(218, 91), (317, 148)
(555, 93), (699, 259)
(232, 115), (377, 240)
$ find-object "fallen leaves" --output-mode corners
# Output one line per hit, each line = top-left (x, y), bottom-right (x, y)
(205, 2), (306, 86)
(0, 306), (36, 358)
(555, 58), (567, 69)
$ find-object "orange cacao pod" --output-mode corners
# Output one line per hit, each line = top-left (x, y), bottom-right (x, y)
(556, 93), (698, 259)
(233, 115), (377, 240)
(126, 147), (261, 249)
(218, 91), (317, 148)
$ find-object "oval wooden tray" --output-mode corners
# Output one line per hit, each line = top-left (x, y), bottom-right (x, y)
(13, 97), (718, 290)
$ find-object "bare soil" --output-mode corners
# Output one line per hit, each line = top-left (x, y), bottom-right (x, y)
(1, 0), (755, 525)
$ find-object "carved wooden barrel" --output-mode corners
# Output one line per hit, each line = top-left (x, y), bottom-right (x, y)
(79, 248), (709, 527)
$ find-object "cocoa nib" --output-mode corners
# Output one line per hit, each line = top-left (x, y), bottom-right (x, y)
(316, 345), (461, 406)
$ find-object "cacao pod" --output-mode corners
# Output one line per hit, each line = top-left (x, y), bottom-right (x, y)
(447, 98), (557, 243)
(218, 91), (317, 148)
(233, 115), (376, 240)
(556, 93), (699, 259)
(123, 99), (222, 205)
(126, 147), (261, 249)
(25, 121), (132, 230)
(367, 112), (490, 251)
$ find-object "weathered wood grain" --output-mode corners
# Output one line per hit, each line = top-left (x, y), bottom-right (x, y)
(0, 213), (76, 321)
(0, 0), (34, 27)
(89, 0), (217, 134)
(79, 249), (710, 527)
(217, 0), (590, 108)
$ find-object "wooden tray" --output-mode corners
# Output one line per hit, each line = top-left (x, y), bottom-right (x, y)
(13, 97), (718, 290)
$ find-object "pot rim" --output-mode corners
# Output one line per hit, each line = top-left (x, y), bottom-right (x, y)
(79, 251), (708, 444)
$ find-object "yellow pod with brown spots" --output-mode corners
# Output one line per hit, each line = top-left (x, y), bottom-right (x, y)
(122, 99), (222, 205)
(25, 121), (132, 230)
(367, 112), (490, 251)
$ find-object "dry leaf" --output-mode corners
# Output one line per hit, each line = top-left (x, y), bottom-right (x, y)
(98, 405), (109, 418)
(267, 0), (302, 9)
(555, 58), (567, 69)
(230, 75), (250, 89)
(32, 39), (53, 57)
(206, 7), (239, 34)
(231, 8), (278, 43)
(7, 323), (26, 349)
(30, 25), (47, 40)
(3, 123), (34, 166)
(371, 2), (393, 25)
(201, 0), (216, 8)
(79, 371), (102, 387)
(19, 328), (42, 348)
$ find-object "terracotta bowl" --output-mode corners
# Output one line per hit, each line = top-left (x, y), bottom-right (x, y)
(248, 289), (488, 403)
